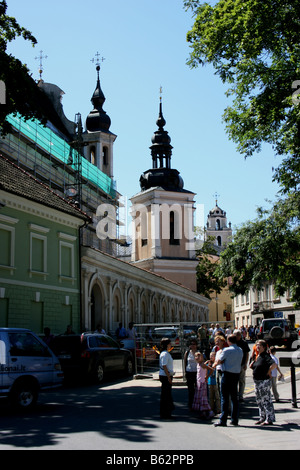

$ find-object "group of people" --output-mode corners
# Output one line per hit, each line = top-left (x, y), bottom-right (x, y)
(159, 327), (283, 427)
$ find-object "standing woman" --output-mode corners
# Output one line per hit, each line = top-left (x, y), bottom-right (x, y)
(184, 340), (198, 410)
(250, 340), (277, 425)
(159, 338), (174, 419)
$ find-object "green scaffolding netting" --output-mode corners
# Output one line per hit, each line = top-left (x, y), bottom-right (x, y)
(7, 114), (116, 199)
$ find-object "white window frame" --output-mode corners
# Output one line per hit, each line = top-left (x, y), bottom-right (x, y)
(58, 232), (76, 283)
(28, 225), (49, 279)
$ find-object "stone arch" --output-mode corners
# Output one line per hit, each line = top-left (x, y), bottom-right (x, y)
(140, 290), (148, 323)
(178, 302), (184, 322)
(127, 286), (136, 324)
(88, 273), (107, 332)
(111, 282), (123, 327)
(161, 298), (167, 323)
(152, 296), (159, 323)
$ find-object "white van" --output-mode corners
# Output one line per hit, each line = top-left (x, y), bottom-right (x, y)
(0, 328), (64, 409)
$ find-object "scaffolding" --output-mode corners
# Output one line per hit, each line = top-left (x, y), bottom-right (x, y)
(5, 114), (116, 199)
(1, 114), (123, 256)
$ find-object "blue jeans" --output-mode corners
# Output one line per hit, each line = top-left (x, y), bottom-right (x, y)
(220, 371), (240, 424)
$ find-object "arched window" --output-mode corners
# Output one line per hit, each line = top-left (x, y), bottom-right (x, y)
(170, 211), (180, 245)
(90, 146), (96, 165)
(102, 146), (108, 166)
(217, 236), (222, 246)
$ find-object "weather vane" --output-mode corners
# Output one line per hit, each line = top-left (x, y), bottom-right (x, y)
(159, 86), (163, 102)
(35, 50), (48, 80)
(213, 192), (220, 204)
(91, 51), (105, 68)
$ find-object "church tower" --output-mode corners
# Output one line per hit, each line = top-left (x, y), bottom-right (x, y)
(205, 197), (232, 249)
(130, 96), (198, 292)
(83, 58), (116, 179)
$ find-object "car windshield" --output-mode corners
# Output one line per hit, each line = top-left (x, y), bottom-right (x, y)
(263, 320), (284, 332)
(87, 335), (119, 349)
(153, 329), (177, 339)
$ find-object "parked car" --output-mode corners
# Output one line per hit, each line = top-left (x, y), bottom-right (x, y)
(50, 333), (133, 383)
(0, 328), (64, 409)
(151, 327), (181, 355)
(257, 318), (298, 349)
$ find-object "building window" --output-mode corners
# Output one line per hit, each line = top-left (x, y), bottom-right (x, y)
(58, 233), (76, 283)
(103, 146), (108, 166)
(0, 225), (15, 270)
(90, 146), (96, 166)
(0, 215), (18, 274)
(29, 224), (49, 279)
(170, 211), (180, 245)
(217, 236), (222, 246)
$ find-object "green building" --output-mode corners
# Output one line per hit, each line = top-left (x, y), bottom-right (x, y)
(0, 155), (90, 335)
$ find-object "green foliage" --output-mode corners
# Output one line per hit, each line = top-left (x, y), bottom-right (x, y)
(215, 202), (300, 306)
(184, 0), (300, 304)
(0, 0), (47, 133)
(196, 235), (226, 298)
(184, 0), (300, 161)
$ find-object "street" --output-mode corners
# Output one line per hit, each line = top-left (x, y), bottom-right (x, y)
(0, 344), (299, 453)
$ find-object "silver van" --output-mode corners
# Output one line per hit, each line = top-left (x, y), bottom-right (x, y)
(0, 328), (64, 409)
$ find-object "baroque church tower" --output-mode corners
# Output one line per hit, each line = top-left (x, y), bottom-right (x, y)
(130, 96), (198, 292)
(205, 197), (232, 249)
(83, 62), (116, 179)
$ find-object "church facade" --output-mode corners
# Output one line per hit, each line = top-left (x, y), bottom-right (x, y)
(0, 60), (210, 334)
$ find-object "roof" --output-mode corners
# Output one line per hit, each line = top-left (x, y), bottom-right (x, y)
(0, 154), (91, 223)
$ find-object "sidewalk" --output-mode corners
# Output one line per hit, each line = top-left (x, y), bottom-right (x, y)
(215, 372), (300, 450)
(141, 368), (300, 450)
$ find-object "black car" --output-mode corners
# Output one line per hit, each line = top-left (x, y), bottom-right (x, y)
(50, 333), (133, 383)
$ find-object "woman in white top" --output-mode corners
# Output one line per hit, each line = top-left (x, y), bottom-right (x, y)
(184, 340), (198, 410)
(159, 338), (174, 419)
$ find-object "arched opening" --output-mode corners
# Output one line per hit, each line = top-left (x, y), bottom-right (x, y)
(90, 146), (96, 166)
(103, 146), (108, 166)
(91, 283), (104, 331)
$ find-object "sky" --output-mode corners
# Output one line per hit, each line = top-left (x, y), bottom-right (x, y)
(6, 0), (281, 235)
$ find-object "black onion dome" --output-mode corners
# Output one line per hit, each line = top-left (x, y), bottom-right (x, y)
(86, 65), (111, 132)
(139, 98), (184, 192)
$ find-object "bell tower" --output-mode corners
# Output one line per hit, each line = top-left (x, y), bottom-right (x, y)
(83, 54), (116, 179)
(205, 195), (232, 249)
(130, 95), (198, 292)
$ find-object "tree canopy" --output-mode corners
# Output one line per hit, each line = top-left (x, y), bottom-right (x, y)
(196, 236), (227, 298)
(0, 0), (47, 133)
(184, 0), (300, 304)
(184, 0), (300, 164)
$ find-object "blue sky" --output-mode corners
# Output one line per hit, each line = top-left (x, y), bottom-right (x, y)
(6, 0), (281, 233)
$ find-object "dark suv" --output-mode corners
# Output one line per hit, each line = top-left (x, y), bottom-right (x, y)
(50, 333), (133, 383)
(258, 318), (298, 349)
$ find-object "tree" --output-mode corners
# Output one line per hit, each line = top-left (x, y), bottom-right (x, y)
(0, 0), (47, 133)
(215, 201), (300, 306)
(184, 0), (300, 166)
(184, 0), (300, 305)
(196, 235), (226, 298)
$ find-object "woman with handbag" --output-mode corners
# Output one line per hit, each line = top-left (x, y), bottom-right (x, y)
(250, 340), (277, 425)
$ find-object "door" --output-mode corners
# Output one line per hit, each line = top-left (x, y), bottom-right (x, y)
(7, 331), (54, 387)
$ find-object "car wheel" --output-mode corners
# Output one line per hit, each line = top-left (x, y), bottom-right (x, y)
(270, 326), (284, 339)
(93, 363), (104, 384)
(10, 379), (38, 410)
